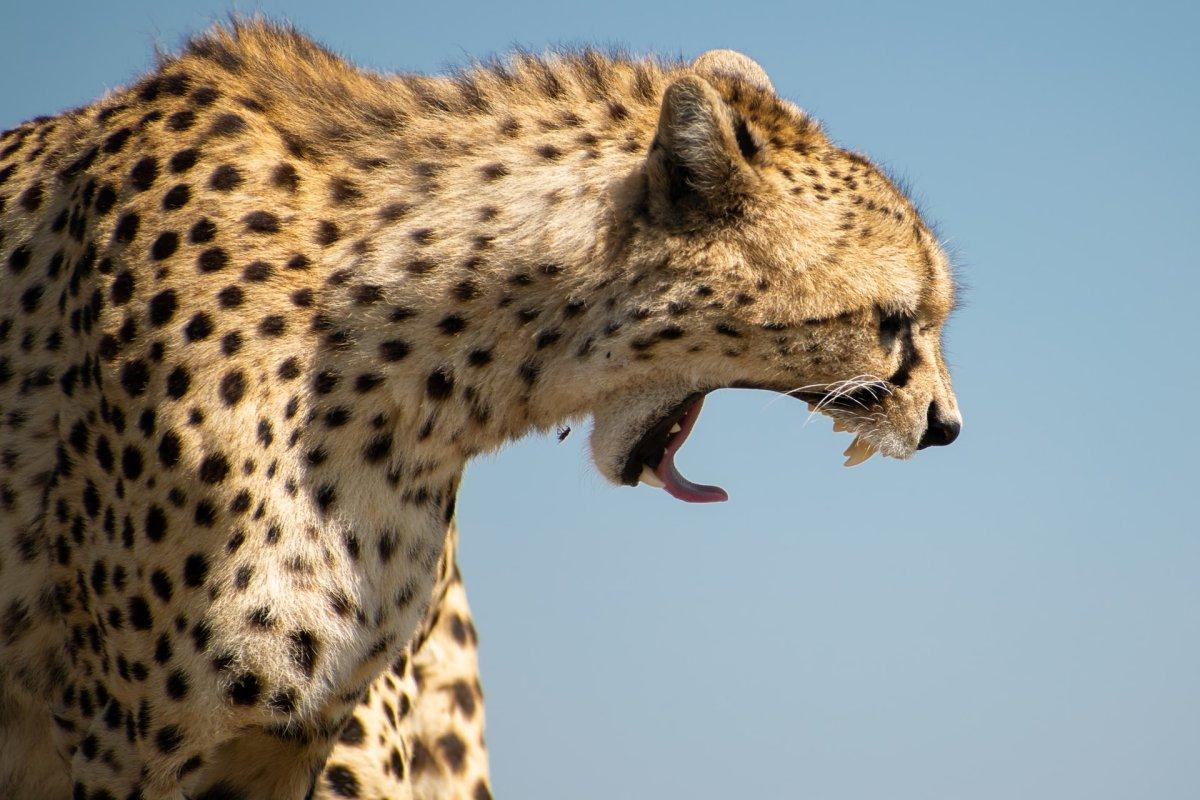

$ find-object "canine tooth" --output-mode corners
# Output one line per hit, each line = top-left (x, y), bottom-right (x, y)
(639, 465), (664, 488)
(832, 421), (849, 432)
(669, 424), (682, 434)
(842, 435), (877, 467)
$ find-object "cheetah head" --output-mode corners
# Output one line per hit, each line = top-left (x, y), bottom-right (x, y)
(588, 51), (961, 502)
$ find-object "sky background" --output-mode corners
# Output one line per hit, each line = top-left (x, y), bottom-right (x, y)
(4, 1), (1198, 798)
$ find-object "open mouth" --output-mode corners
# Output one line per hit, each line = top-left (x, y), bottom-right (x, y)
(618, 392), (728, 504)
(617, 387), (883, 504)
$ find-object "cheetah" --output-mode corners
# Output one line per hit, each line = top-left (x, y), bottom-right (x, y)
(0, 20), (961, 800)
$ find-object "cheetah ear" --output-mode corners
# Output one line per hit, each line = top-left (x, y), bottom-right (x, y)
(646, 76), (756, 225)
(691, 50), (774, 92)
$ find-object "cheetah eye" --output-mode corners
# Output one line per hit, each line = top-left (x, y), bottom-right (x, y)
(878, 310), (910, 349)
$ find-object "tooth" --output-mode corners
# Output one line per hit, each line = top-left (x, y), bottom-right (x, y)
(807, 403), (817, 412)
(832, 421), (849, 432)
(669, 423), (682, 434)
(639, 465), (664, 488)
(842, 435), (877, 467)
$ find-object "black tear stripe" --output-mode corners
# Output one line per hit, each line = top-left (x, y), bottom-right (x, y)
(887, 320), (920, 388)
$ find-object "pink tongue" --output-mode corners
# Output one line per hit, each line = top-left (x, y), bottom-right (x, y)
(653, 396), (728, 503)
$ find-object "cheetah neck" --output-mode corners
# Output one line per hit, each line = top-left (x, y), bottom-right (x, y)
(312, 109), (661, 475)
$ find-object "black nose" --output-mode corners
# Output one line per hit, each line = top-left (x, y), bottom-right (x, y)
(917, 402), (961, 449)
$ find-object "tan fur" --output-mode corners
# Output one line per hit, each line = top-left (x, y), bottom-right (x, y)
(0, 19), (958, 799)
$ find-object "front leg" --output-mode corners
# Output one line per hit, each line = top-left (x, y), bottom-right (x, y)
(315, 522), (492, 800)
(48, 452), (458, 800)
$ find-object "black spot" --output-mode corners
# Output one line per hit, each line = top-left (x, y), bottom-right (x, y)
(325, 765), (360, 798)
(121, 446), (144, 480)
(714, 323), (741, 338)
(148, 290), (178, 326)
(19, 183), (43, 212)
(438, 315), (467, 335)
(314, 484), (337, 513)
(8, 245), (32, 273)
(184, 313), (213, 342)
(198, 454), (230, 484)
(244, 211), (280, 233)
(184, 553), (209, 587)
(129, 157), (158, 191)
(113, 213), (140, 243)
(217, 285), (244, 308)
(191, 86), (219, 106)
(658, 325), (685, 340)
(323, 407), (351, 428)
(210, 165), (243, 192)
(288, 630), (319, 678)
(363, 434), (392, 463)
(163, 669), (189, 700)
(120, 360), (150, 397)
(329, 177), (363, 205)
(169, 148), (198, 173)
(110, 271), (135, 304)
(437, 732), (468, 773)
(271, 163), (299, 192)
(155, 725), (183, 754)
(258, 315), (286, 337)
(219, 370), (245, 405)
(190, 218), (216, 243)
(467, 348), (492, 367)
(197, 248), (228, 273)
(158, 431), (182, 468)
(149, 569), (173, 602)
(128, 596), (153, 630)
(426, 370), (453, 400)
(146, 505), (168, 542)
(94, 184), (117, 215)
(351, 283), (383, 304)
(315, 220), (340, 245)
(209, 113), (247, 137)
(480, 162), (509, 181)
(162, 183), (190, 211)
(166, 109), (195, 132)
(378, 340), (409, 362)
(354, 373), (383, 393)
(166, 366), (190, 399)
(149, 231), (179, 261)
(20, 284), (43, 313)
(378, 202), (409, 222)
(277, 358), (302, 380)
(103, 127), (132, 154)
(194, 500), (217, 527)
(338, 717), (365, 746)
(214, 331), (241, 357)
(138, 77), (163, 101)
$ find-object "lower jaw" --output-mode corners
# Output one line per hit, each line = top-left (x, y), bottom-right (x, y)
(618, 391), (705, 486)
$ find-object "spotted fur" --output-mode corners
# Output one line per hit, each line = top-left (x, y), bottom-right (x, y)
(0, 19), (959, 799)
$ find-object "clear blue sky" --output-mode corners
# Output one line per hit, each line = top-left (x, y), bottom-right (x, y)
(4, 2), (1197, 798)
